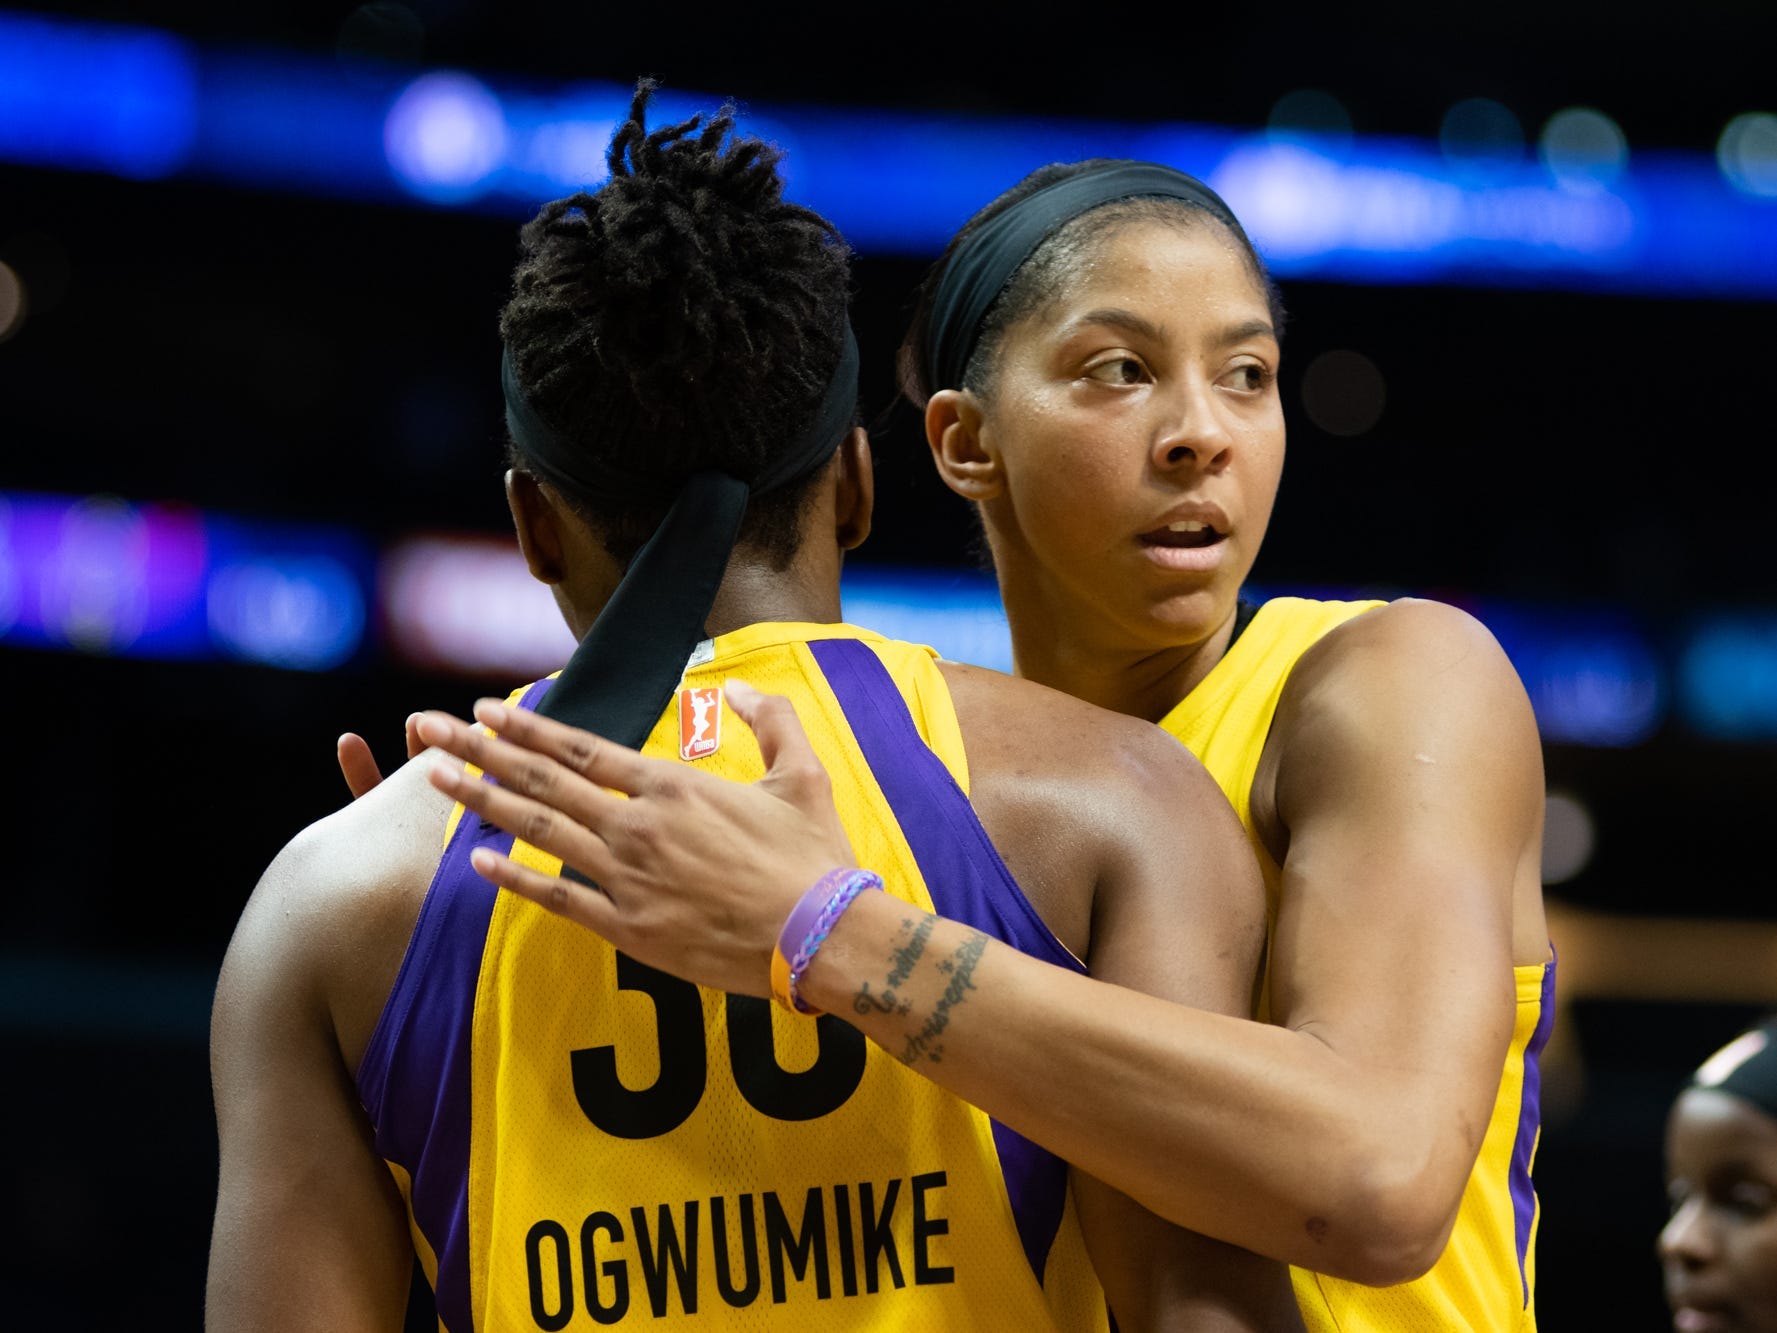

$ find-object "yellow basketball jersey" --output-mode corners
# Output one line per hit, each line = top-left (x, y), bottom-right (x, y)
(1160, 597), (1553, 1333)
(358, 622), (1110, 1332)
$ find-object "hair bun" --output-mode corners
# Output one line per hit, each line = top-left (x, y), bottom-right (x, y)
(497, 80), (853, 566)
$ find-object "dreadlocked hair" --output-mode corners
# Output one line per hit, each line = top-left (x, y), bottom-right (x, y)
(897, 159), (1286, 408)
(499, 80), (853, 567)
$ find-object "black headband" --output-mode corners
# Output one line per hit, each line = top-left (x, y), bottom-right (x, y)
(1691, 1019), (1777, 1121)
(503, 321), (859, 753)
(922, 160), (1247, 393)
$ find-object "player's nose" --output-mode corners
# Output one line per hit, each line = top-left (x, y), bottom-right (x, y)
(1151, 380), (1233, 475)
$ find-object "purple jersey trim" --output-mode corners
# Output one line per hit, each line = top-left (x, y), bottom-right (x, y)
(809, 637), (1081, 1287)
(354, 677), (555, 1333)
(1508, 949), (1557, 1307)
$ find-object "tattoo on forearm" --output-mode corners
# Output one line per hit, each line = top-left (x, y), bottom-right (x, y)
(897, 931), (988, 1068)
(887, 916), (934, 991)
(852, 914), (934, 1017)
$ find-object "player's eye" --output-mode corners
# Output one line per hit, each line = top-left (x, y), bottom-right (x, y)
(1084, 356), (1147, 385)
(1725, 1180), (1776, 1219)
(1224, 363), (1271, 392)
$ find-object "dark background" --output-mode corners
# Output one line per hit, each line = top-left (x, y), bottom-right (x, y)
(3, 1), (1775, 1328)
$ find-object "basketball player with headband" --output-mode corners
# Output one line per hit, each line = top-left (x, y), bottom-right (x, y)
(418, 158), (1553, 1332)
(208, 89), (1302, 1330)
(1662, 1019), (1777, 1333)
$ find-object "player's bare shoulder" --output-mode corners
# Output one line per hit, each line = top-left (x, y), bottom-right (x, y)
(1256, 597), (1541, 851)
(937, 657), (1216, 797)
(1277, 597), (1534, 740)
(1302, 598), (1517, 683)
(935, 659), (1246, 957)
(214, 756), (454, 1072)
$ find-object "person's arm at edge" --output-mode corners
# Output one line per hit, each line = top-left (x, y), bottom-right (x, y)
(207, 792), (425, 1330)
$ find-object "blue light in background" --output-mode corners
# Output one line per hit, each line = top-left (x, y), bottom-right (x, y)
(0, 492), (210, 657)
(195, 47), (399, 197)
(201, 516), (372, 670)
(1718, 113), (1777, 199)
(0, 491), (371, 671)
(1201, 137), (1642, 286)
(0, 12), (197, 179)
(1477, 605), (1666, 747)
(15, 486), (1777, 748)
(383, 71), (510, 204)
(205, 553), (367, 670)
(840, 566), (1013, 673)
(1, 9), (1773, 299)
(1678, 615), (1777, 740)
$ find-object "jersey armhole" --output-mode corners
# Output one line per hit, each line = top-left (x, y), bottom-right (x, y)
(807, 637), (1083, 977)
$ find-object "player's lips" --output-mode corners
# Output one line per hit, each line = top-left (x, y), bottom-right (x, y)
(1671, 1300), (1737, 1333)
(1136, 501), (1231, 572)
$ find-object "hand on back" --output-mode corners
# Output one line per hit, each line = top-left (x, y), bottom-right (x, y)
(413, 680), (858, 999)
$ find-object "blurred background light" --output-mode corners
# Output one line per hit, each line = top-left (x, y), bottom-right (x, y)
(840, 568), (1013, 673)
(0, 498), (21, 636)
(378, 538), (1021, 676)
(1717, 111), (1777, 198)
(1440, 97), (1525, 174)
(0, 11), (1770, 298)
(383, 71), (509, 203)
(1484, 606), (1666, 747)
(24, 488), (1777, 747)
(1299, 349), (1386, 436)
(201, 519), (371, 670)
(0, 491), (370, 669)
(0, 231), (70, 317)
(1266, 89), (1353, 148)
(508, 103), (618, 199)
(1541, 789), (1597, 885)
(1679, 614), (1777, 740)
(0, 260), (24, 341)
(206, 555), (366, 671)
(0, 12), (197, 179)
(40, 497), (153, 654)
(380, 534), (572, 676)
(1540, 107), (1629, 193)
(1207, 137), (1639, 280)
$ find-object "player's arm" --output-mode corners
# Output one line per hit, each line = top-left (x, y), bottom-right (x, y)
(804, 601), (1537, 1281)
(208, 799), (428, 1331)
(1241, 598), (1542, 1275)
(412, 602), (1540, 1281)
(1038, 708), (1302, 1332)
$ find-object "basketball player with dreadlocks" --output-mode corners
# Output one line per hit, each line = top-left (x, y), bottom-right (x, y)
(206, 86), (1302, 1331)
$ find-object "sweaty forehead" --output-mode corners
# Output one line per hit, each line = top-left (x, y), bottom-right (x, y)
(1046, 221), (1273, 327)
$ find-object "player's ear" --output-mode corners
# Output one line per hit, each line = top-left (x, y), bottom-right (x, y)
(506, 468), (567, 585)
(834, 425), (873, 551)
(927, 389), (1004, 502)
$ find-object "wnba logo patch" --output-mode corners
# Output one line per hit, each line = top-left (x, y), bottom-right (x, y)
(678, 686), (722, 761)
